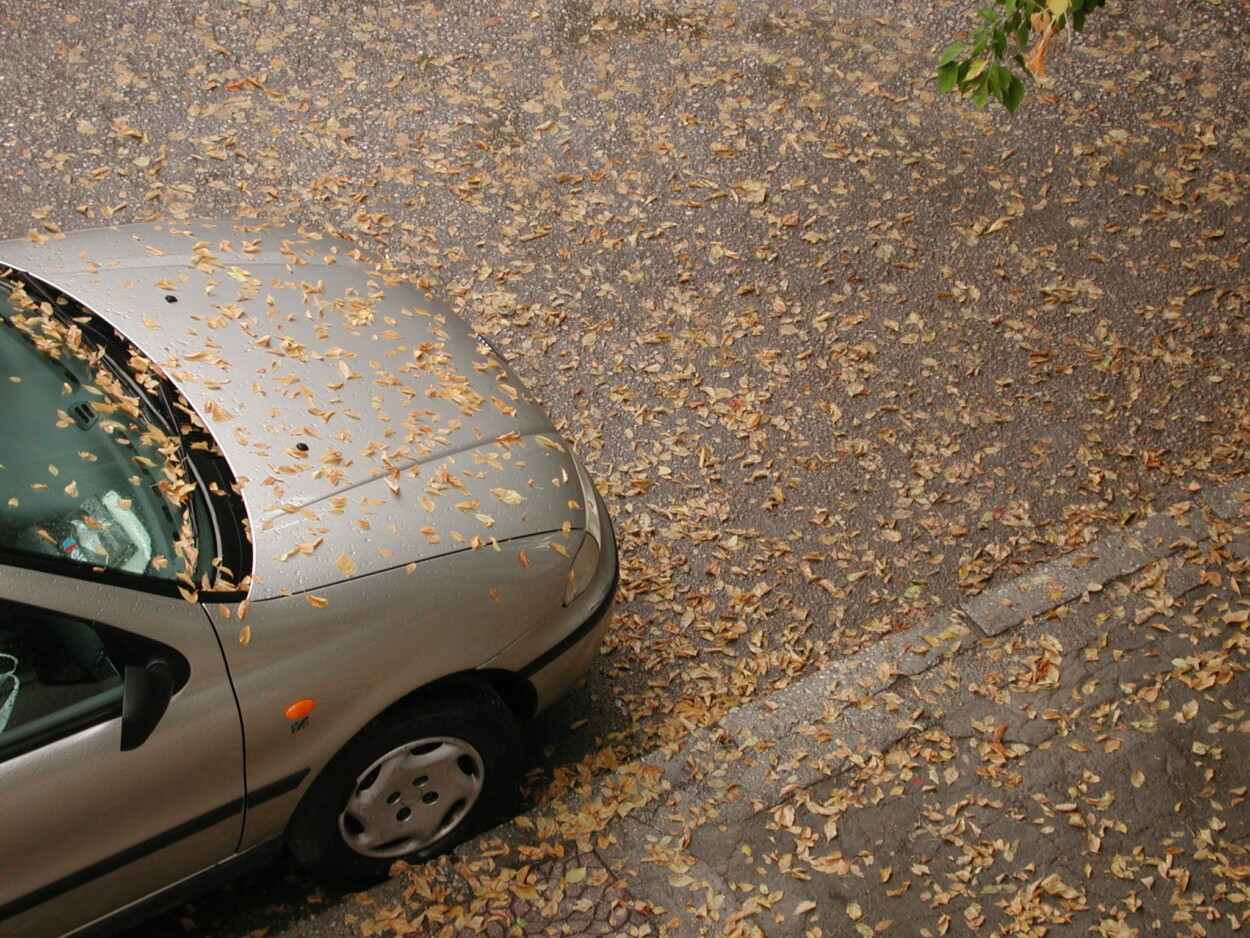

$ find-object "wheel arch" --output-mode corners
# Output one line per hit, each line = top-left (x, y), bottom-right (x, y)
(290, 667), (534, 822)
(380, 668), (537, 727)
(283, 668), (527, 884)
(285, 668), (532, 818)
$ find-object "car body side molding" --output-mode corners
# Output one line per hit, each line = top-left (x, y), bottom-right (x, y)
(245, 769), (310, 810)
(69, 841), (284, 938)
(0, 800), (244, 923)
(0, 769), (307, 924)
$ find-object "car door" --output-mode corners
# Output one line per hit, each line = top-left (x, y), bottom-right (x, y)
(0, 564), (245, 938)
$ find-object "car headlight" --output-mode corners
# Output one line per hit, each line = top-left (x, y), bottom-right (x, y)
(564, 456), (602, 606)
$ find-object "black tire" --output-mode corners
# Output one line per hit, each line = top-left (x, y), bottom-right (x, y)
(287, 686), (521, 886)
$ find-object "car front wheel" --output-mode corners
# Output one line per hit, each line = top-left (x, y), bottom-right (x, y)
(288, 686), (521, 885)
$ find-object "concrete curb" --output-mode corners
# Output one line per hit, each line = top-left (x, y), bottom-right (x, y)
(630, 478), (1246, 776)
(960, 501), (1211, 636)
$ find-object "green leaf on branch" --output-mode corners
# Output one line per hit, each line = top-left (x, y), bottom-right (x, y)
(1001, 72), (1026, 111)
(935, 0), (1107, 112)
(938, 41), (967, 68)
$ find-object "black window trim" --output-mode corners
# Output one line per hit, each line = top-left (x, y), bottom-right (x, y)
(0, 549), (247, 602)
(0, 690), (123, 764)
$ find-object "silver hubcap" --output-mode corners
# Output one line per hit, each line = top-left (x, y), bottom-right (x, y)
(339, 736), (484, 858)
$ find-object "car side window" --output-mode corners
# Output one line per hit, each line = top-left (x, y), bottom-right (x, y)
(0, 597), (123, 761)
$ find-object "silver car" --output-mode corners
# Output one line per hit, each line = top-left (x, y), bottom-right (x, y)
(0, 221), (617, 938)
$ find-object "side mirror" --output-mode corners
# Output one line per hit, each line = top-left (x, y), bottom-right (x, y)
(120, 658), (175, 751)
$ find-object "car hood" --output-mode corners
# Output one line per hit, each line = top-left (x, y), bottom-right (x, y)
(0, 221), (584, 599)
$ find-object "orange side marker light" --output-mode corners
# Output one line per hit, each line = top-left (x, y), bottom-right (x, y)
(285, 699), (316, 720)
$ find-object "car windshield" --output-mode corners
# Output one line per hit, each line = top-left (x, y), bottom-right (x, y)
(0, 279), (213, 591)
